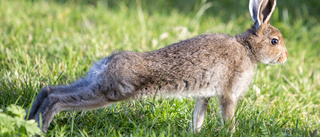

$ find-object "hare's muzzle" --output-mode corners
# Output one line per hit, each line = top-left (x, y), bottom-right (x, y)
(277, 50), (289, 64)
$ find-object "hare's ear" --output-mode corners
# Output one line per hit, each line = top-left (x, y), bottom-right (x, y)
(249, 0), (276, 30)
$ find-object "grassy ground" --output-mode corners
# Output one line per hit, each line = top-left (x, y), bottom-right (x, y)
(0, 0), (319, 136)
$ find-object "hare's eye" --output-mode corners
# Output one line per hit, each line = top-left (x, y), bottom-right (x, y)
(271, 38), (279, 46)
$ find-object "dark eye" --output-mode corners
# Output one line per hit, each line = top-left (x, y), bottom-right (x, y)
(271, 38), (279, 45)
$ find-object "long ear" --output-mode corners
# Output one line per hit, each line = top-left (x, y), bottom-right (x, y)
(249, 0), (276, 30)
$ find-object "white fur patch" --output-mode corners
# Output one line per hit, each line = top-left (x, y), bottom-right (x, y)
(87, 58), (109, 82)
(161, 85), (219, 99)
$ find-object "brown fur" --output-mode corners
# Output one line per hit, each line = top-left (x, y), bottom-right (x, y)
(26, 0), (288, 133)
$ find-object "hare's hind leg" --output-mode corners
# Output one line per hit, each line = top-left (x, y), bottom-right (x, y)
(28, 78), (113, 132)
(38, 82), (111, 132)
(26, 77), (93, 120)
(191, 97), (211, 133)
(26, 86), (51, 120)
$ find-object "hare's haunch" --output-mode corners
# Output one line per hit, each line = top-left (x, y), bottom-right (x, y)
(26, 0), (288, 133)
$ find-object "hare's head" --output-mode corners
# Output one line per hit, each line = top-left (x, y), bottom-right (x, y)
(243, 0), (288, 64)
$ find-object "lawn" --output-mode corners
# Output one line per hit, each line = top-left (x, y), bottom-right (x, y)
(0, 0), (319, 136)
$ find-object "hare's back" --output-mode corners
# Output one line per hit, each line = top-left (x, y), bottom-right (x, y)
(102, 34), (253, 99)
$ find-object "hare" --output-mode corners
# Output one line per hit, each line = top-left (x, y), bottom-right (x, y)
(26, 0), (288, 133)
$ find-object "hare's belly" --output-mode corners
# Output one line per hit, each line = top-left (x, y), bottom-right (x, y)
(163, 86), (219, 98)
(133, 83), (220, 99)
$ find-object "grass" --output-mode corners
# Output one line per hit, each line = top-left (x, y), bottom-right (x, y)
(0, 0), (319, 136)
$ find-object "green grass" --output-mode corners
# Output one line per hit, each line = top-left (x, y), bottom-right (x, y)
(0, 0), (319, 136)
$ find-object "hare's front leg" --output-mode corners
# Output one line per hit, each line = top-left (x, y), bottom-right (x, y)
(218, 70), (254, 132)
(219, 94), (236, 132)
(191, 97), (211, 133)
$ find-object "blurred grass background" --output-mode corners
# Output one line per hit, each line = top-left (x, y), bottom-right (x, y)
(0, 0), (319, 136)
